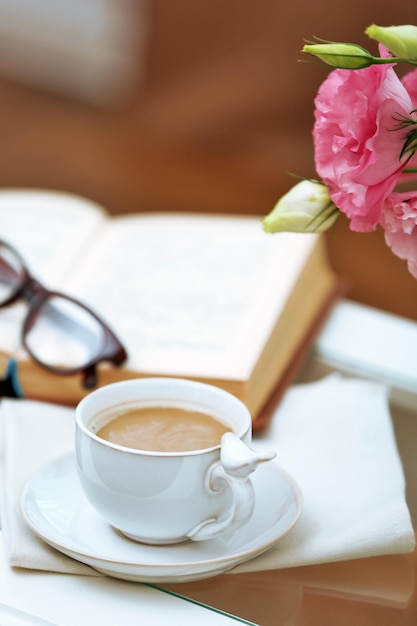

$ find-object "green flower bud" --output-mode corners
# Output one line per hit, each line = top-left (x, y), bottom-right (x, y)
(262, 180), (339, 234)
(302, 42), (374, 69)
(366, 24), (417, 61)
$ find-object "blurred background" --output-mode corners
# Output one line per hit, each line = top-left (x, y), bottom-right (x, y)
(0, 0), (416, 318)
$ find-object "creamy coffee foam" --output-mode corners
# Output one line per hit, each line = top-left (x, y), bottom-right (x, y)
(92, 403), (234, 452)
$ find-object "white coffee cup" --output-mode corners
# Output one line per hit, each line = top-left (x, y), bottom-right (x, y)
(75, 377), (276, 545)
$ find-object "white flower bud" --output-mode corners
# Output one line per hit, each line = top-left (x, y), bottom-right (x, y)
(262, 180), (339, 234)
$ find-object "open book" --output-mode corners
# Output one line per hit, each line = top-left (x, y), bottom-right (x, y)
(0, 190), (340, 426)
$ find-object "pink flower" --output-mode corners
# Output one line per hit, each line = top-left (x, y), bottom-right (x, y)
(382, 192), (417, 279)
(313, 62), (414, 232)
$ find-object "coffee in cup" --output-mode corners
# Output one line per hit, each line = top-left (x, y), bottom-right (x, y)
(75, 378), (276, 545)
(92, 404), (234, 452)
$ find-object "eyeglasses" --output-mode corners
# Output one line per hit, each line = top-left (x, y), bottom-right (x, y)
(0, 239), (128, 388)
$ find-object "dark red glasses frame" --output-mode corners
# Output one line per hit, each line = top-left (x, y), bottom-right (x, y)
(0, 239), (128, 388)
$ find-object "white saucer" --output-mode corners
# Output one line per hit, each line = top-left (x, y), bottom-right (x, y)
(21, 454), (302, 583)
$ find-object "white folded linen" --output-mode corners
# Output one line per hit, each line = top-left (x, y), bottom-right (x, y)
(1, 399), (96, 574)
(235, 374), (415, 572)
(0, 374), (414, 575)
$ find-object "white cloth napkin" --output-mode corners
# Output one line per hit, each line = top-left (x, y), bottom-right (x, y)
(1, 399), (96, 575)
(0, 374), (415, 575)
(234, 374), (415, 572)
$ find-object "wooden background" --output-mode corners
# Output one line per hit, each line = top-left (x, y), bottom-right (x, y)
(0, 0), (416, 319)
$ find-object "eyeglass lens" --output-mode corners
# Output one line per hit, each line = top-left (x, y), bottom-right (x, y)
(25, 296), (108, 370)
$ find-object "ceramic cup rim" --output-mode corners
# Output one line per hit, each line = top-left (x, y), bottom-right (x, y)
(75, 377), (252, 457)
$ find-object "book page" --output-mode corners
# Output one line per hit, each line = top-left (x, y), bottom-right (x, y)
(67, 214), (317, 380)
(0, 190), (107, 352)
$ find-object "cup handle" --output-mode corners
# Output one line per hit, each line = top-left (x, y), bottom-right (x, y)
(186, 433), (276, 542)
